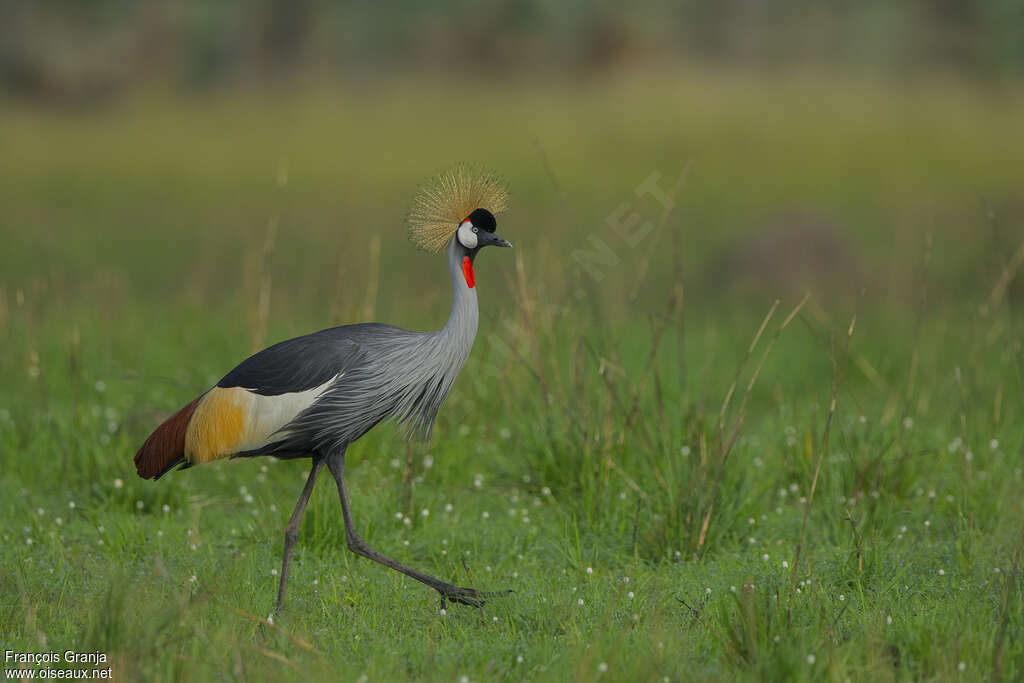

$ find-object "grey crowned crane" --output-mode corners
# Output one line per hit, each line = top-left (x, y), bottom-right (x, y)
(133, 166), (512, 611)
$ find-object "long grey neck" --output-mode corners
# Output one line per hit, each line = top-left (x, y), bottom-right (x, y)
(436, 236), (478, 354)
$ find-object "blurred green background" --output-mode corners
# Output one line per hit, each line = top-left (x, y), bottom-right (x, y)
(2, 3), (1023, 681)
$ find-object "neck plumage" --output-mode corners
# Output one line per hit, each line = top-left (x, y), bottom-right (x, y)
(436, 235), (478, 361)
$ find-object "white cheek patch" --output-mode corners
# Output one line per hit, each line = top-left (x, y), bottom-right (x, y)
(457, 222), (478, 249)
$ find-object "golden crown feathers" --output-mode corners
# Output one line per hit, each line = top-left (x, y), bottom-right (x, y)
(407, 164), (509, 253)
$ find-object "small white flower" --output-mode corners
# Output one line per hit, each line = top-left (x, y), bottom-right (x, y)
(958, 662), (965, 672)
(136, 501), (144, 509)
(516, 655), (523, 664)
(482, 511), (490, 519)
(578, 599), (584, 606)
(782, 561), (789, 569)
(162, 504), (170, 513)
(762, 554), (770, 561)
(586, 567), (593, 574)
(25, 538), (33, 545)
(421, 508), (429, 517)
(68, 501), (76, 509)
(886, 615), (892, 625)
(189, 575), (197, 583)
(938, 569), (945, 576)
(271, 568), (278, 576)
(94, 380), (106, 392)
(156, 530), (163, 537)
(924, 520), (931, 528)
(403, 517), (411, 526)
(597, 662), (608, 673)
(806, 654), (816, 665)
(628, 591), (634, 599)
(542, 486), (552, 496)
(445, 503), (454, 512)
(499, 427), (511, 440)
(705, 587), (712, 595)
(990, 439), (999, 451)
(839, 594), (845, 601)
(114, 478), (123, 489)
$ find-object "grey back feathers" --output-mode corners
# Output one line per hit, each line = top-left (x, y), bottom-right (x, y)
(235, 236), (478, 457)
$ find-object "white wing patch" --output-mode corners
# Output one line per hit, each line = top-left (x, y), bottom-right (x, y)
(240, 373), (339, 452)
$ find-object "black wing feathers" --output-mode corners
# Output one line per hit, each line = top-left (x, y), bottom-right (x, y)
(216, 324), (396, 396)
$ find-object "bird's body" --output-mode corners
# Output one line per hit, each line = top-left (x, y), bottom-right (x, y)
(134, 168), (511, 611)
(135, 239), (478, 478)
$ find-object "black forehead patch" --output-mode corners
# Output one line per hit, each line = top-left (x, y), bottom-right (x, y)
(467, 208), (497, 232)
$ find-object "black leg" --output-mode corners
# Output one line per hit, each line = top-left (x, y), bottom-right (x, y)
(325, 447), (509, 608)
(276, 457), (324, 613)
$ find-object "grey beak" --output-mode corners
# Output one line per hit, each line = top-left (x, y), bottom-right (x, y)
(481, 232), (509, 248)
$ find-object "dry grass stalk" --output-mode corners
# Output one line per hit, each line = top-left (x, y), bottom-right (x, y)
(698, 294), (809, 555)
(786, 329), (840, 627)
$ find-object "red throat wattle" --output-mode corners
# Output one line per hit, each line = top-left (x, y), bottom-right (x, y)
(461, 256), (475, 288)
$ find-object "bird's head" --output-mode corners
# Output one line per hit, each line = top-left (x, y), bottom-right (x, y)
(452, 207), (511, 289)
(455, 208), (513, 255)
(408, 164), (511, 257)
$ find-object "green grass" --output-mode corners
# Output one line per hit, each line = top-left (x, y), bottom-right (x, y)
(1, 70), (1023, 681)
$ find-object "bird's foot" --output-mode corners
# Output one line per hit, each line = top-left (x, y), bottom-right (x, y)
(438, 585), (513, 609)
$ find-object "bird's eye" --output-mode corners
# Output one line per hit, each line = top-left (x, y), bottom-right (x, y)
(472, 227), (479, 233)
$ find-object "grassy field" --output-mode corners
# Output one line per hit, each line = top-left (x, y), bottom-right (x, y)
(2, 70), (1023, 681)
